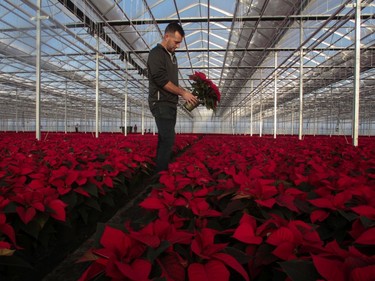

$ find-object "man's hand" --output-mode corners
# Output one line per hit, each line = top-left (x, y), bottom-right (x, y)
(163, 81), (199, 105)
(181, 90), (199, 105)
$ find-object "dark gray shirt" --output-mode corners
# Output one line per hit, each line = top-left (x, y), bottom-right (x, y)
(147, 44), (179, 110)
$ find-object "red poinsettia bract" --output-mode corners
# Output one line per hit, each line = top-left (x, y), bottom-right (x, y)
(79, 225), (150, 281)
(312, 240), (375, 281)
(11, 187), (67, 224)
(189, 228), (249, 281)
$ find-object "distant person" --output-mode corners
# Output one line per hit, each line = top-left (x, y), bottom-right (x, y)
(147, 22), (198, 173)
(134, 124), (137, 133)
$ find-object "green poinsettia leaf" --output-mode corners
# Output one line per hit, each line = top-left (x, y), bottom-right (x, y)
(223, 247), (250, 264)
(360, 216), (375, 228)
(222, 199), (247, 217)
(83, 182), (99, 197)
(338, 209), (357, 221)
(3, 201), (17, 213)
(102, 164), (114, 172)
(84, 197), (102, 211)
(146, 240), (170, 263)
(293, 198), (313, 213)
(279, 260), (320, 281)
(78, 208), (89, 225)
(61, 192), (78, 212)
(18, 219), (42, 239)
(0, 255), (33, 269)
(101, 194), (115, 207)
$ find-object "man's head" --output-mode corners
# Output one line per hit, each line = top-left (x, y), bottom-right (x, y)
(162, 22), (185, 53)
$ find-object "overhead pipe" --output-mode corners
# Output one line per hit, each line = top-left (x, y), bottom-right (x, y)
(90, 14), (375, 26)
(230, 0), (355, 119)
(57, 0), (147, 76)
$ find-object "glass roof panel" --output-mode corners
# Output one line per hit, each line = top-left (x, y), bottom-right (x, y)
(0, 0), (374, 125)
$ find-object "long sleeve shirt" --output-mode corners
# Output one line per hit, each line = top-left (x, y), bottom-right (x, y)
(147, 44), (179, 110)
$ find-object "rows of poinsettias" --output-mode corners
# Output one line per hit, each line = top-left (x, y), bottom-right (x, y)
(80, 135), (375, 281)
(0, 132), (198, 267)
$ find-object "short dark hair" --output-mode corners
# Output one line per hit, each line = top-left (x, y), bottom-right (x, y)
(165, 22), (185, 37)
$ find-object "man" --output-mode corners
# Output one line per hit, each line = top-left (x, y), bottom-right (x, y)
(147, 22), (198, 173)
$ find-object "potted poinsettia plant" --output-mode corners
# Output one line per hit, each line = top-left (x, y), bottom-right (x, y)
(184, 71), (221, 112)
(78, 135), (375, 281)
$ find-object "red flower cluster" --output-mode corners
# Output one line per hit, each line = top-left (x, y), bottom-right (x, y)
(81, 135), (375, 281)
(189, 71), (221, 111)
(0, 132), (197, 266)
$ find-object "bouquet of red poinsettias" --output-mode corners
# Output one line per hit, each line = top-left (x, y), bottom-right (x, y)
(184, 71), (221, 112)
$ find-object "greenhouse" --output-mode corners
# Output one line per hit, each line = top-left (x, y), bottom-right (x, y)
(0, 0), (374, 281)
(1, 0), (374, 141)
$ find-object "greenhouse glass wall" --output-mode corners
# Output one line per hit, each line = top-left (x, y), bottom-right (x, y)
(1, 1), (375, 281)
(0, 0), (374, 142)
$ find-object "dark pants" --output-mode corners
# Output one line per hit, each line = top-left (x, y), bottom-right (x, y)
(151, 104), (177, 173)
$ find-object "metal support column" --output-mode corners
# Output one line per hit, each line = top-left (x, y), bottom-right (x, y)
(259, 70), (263, 137)
(299, 20), (304, 140)
(291, 105), (294, 135)
(84, 90), (87, 133)
(15, 89), (19, 133)
(259, 103), (263, 137)
(64, 81), (67, 133)
(250, 80), (253, 136)
(95, 34), (100, 138)
(35, 0), (42, 140)
(142, 75), (145, 135)
(231, 107), (234, 135)
(124, 62), (128, 136)
(352, 0), (361, 146)
(274, 52), (278, 139)
(314, 93), (317, 136)
(55, 110), (58, 132)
